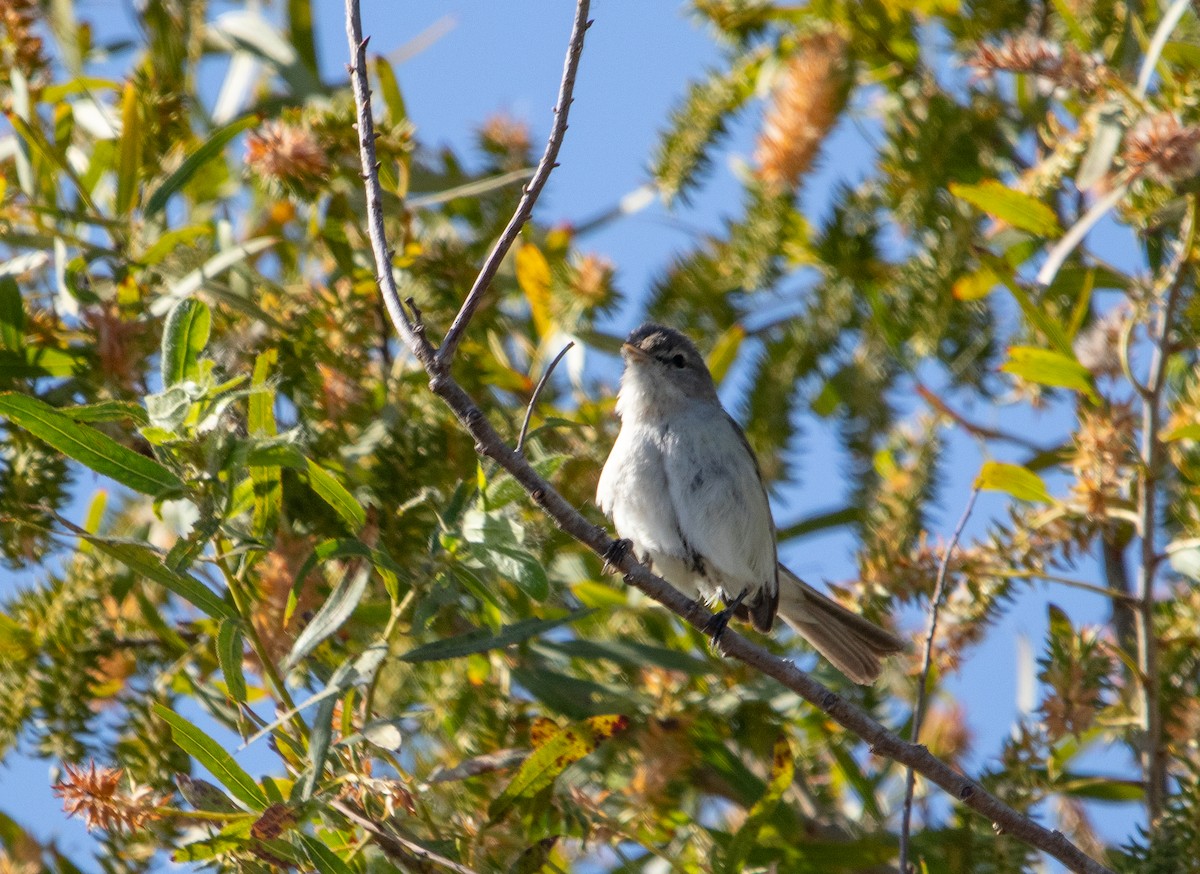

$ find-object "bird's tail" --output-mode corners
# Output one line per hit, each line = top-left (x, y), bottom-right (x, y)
(776, 565), (906, 685)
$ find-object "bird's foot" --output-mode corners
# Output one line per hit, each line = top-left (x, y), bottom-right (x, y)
(704, 588), (748, 647)
(602, 538), (632, 575)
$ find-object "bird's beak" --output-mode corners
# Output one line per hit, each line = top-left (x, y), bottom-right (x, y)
(621, 342), (649, 361)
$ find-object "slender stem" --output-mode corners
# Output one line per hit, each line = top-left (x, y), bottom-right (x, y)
(434, 1), (592, 368)
(898, 486), (979, 874)
(344, 3), (1113, 871)
(516, 341), (575, 455)
(1134, 195), (1194, 823)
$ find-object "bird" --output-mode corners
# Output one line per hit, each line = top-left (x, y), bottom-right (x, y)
(596, 323), (905, 684)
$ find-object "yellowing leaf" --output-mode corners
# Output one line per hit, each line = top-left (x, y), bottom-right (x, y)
(976, 461), (1053, 503)
(706, 323), (745, 384)
(1001, 346), (1098, 402)
(515, 242), (553, 338)
(950, 180), (1061, 237)
(953, 267), (998, 301)
(489, 714), (629, 821)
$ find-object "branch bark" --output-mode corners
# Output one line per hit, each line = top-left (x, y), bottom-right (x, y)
(1134, 195), (1195, 823)
(344, 2), (1115, 872)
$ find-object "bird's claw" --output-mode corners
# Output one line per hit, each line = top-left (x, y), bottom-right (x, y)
(703, 588), (748, 647)
(603, 538), (632, 575)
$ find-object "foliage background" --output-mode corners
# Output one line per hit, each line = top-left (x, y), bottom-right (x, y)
(2, 0), (1199, 872)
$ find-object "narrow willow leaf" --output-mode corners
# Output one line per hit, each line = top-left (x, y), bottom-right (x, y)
(284, 566), (370, 671)
(706, 322), (745, 384)
(154, 704), (267, 810)
(75, 532), (235, 619)
(1001, 346), (1098, 402)
(977, 461), (1053, 503)
(217, 619), (247, 703)
(398, 611), (589, 663)
(515, 242), (553, 338)
(373, 55), (406, 123)
(0, 277), (22, 350)
(115, 81), (141, 216)
(77, 489), (107, 556)
(285, 0), (319, 77)
(303, 458), (365, 530)
(298, 835), (355, 874)
(469, 542), (549, 600)
(145, 116), (257, 216)
(60, 400), (149, 425)
(295, 694), (335, 802)
(161, 299), (212, 387)
(489, 714), (629, 821)
(950, 180), (1061, 236)
(0, 393), (183, 495)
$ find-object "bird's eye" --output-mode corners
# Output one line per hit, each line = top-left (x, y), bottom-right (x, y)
(671, 353), (687, 369)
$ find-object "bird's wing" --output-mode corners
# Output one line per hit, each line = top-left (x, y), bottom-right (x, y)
(662, 409), (778, 613)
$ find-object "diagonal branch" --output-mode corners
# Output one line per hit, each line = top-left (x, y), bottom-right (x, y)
(434, 0), (592, 368)
(344, 3), (1113, 872)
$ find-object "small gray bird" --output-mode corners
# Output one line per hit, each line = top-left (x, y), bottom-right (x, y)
(597, 323), (905, 684)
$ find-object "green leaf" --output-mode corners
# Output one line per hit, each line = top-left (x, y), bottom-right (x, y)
(471, 542), (550, 600)
(1001, 346), (1099, 402)
(489, 714), (629, 822)
(726, 736), (794, 871)
(285, 566), (370, 671)
(950, 180), (1061, 236)
(217, 619), (247, 703)
(115, 81), (142, 216)
(706, 322), (745, 385)
(298, 835), (355, 874)
(0, 277), (22, 351)
(285, 0), (319, 77)
(0, 392), (183, 496)
(1163, 422), (1200, 442)
(976, 461), (1053, 503)
(154, 704), (268, 810)
(374, 55), (406, 123)
(303, 458), (365, 530)
(145, 116), (257, 217)
(60, 400), (149, 425)
(777, 505), (859, 542)
(398, 611), (590, 663)
(296, 693), (336, 802)
(161, 299), (212, 387)
(69, 529), (235, 620)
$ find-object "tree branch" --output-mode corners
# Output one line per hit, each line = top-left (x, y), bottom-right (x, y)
(434, 1), (592, 368)
(898, 485), (979, 873)
(1134, 194), (1195, 823)
(344, 3), (1114, 872)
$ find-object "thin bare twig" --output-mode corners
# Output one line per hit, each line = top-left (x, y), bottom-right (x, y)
(434, 1), (592, 368)
(517, 341), (575, 455)
(343, 1), (437, 369)
(344, 4), (1114, 872)
(898, 485), (980, 873)
(1134, 194), (1195, 823)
